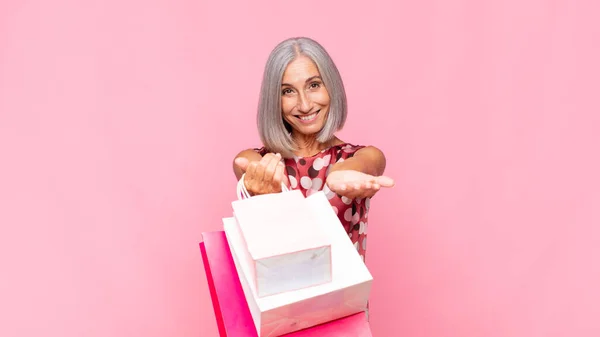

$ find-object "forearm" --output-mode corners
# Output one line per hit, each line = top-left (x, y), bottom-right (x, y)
(329, 146), (387, 177)
(330, 157), (377, 176)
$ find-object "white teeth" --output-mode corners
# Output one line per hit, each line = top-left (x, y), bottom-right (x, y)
(300, 112), (317, 121)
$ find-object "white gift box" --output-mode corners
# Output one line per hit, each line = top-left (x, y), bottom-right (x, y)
(231, 189), (333, 297)
(224, 191), (373, 337)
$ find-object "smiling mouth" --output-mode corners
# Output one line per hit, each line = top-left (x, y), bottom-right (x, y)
(296, 110), (320, 122)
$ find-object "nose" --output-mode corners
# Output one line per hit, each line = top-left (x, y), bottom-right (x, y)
(296, 92), (312, 113)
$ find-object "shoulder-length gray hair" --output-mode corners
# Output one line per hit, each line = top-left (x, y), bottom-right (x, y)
(257, 37), (348, 157)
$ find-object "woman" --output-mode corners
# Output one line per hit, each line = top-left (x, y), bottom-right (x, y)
(233, 37), (394, 262)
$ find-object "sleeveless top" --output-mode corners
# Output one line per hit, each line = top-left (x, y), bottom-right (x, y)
(255, 143), (370, 262)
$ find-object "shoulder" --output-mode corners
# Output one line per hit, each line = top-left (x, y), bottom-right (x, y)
(354, 145), (386, 159)
(234, 147), (267, 160)
(334, 143), (384, 158)
(339, 144), (387, 176)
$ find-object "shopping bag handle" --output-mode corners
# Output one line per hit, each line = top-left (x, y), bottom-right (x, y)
(236, 173), (290, 200)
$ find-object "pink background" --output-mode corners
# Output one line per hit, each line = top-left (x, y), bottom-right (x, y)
(1, 0), (599, 336)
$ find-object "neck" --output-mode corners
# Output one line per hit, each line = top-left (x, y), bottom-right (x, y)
(292, 132), (336, 157)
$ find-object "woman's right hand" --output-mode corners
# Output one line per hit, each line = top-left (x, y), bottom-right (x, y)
(234, 152), (289, 196)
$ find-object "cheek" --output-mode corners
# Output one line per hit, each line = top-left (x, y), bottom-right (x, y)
(281, 97), (296, 115)
(311, 90), (331, 106)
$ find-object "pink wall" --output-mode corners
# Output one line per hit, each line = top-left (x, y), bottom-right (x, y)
(1, 0), (599, 336)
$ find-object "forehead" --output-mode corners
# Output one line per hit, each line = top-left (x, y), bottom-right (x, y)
(282, 56), (321, 83)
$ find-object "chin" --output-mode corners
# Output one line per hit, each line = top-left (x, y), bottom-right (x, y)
(294, 123), (325, 135)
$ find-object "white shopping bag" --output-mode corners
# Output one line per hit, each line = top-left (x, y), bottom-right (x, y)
(224, 190), (373, 337)
(231, 188), (333, 297)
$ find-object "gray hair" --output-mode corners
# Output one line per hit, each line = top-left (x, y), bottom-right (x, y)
(257, 37), (348, 157)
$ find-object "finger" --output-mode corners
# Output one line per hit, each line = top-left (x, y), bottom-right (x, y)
(254, 156), (270, 188)
(260, 152), (276, 164)
(279, 160), (290, 188)
(352, 184), (368, 199)
(257, 153), (275, 178)
(354, 181), (379, 199)
(245, 161), (259, 192)
(234, 157), (250, 172)
(263, 153), (281, 185)
(335, 182), (358, 199)
(245, 161), (258, 179)
(365, 185), (381, 198)
(348, 188), (364, 200)
(277, 163), (291, 189)
(327, 182), (343, 195)
(329, 184), (349, 198)
(273, 162), (283, 182)
(375, 176), (395, 188)
(325, 180), (338, 193)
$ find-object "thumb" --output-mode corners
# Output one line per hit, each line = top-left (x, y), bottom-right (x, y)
(375, 175), (395, 188)
(234, 157), (250, 171)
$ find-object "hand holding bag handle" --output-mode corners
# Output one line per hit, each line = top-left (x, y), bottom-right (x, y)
(236, 173), (290, 200)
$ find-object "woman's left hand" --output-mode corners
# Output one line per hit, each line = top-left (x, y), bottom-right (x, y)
(326, 170), (395, 199)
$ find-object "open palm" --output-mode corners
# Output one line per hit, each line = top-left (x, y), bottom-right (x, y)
(326, 170), (395, 199)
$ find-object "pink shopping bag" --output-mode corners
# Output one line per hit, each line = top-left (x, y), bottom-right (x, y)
(200, 230), (372, 337)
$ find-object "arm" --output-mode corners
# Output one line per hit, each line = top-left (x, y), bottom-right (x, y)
(232, 148), (289, 195)
(329, 146), (387, 176)
(326, 146), (394, 199)
(232, 149), (263, 180)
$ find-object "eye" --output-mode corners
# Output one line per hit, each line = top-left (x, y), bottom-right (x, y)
(309, 82), (321, 89)
(282, 88), (294, 95)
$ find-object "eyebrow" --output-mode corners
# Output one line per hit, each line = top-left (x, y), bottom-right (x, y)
(282, 75), (322, 87)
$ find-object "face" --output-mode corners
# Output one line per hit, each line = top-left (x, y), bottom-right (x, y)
(280, 55), (331, 136)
